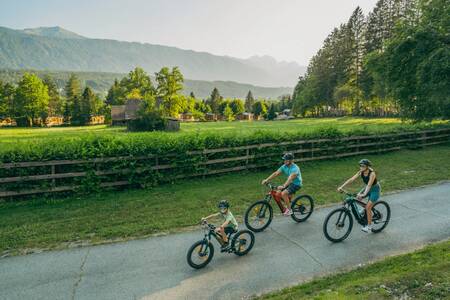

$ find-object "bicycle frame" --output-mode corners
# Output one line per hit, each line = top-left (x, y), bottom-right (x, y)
(343, 194), (368, 226)
(202, 223), (227, 246)
(265, 183), (294, 213)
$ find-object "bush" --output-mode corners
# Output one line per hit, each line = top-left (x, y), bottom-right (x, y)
(127, 111), (167, 132)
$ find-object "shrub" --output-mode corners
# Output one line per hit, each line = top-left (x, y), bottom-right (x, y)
(127, 111), (167, 132)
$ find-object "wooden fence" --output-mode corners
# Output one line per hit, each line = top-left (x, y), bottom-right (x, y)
(1, 128), (449, 198)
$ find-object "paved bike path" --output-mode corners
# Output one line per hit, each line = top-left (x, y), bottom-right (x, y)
(1, 183), (449, 300)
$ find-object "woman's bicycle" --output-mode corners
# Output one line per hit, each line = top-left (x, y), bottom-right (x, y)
(323, 189), (391, 242)
(244, 182), (314, 232)
(186, 220), (255, 269)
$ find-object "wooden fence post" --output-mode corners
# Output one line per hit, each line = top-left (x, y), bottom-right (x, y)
(51, 164), (56, 189)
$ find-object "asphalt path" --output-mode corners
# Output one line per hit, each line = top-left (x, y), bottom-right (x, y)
(1, 183), (449, 300)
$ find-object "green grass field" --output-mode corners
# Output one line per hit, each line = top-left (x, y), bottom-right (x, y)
(1, 144), (449, 255)
(0, 117), (447, 145)
(258, 240), (450, 299)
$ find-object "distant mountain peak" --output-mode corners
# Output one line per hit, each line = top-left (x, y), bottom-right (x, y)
(22, 26), (86, 39)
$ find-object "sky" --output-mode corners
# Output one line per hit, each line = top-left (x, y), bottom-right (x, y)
(0, 0), (378, 65)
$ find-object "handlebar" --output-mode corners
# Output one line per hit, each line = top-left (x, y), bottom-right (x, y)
(339, 189), (357, 197)
(200, 219), (216, 230)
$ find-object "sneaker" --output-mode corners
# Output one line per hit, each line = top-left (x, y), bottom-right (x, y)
(283, 209), (292, 216)
(221, 242), (230, 251)
(361, 225), (372, 233)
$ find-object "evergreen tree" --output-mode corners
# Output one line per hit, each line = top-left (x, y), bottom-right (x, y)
(245, 90), (255, 112)
(189, 91), (196, 98)
(206, 87), (222, 114)
(0, 81), (15, 118)
(267, 103), (277, 120)
(43, 75), (64, 116)
(253, 101), (267, 118)
(64, 74), (82, 120)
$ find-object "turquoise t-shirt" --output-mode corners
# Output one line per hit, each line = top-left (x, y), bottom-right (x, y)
(278, 163), (302, 186)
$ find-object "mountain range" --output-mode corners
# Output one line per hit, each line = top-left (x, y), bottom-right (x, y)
(0, 26), (305, 87)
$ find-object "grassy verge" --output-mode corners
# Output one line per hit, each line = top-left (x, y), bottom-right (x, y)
(0, 144), (449, 255)
(258, 240), (450, 299)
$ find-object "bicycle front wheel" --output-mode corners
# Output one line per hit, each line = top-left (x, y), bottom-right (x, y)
(323, 208), (353, 242)
(186, 240), (214, 269)
(244, 200), (273, 232)
(291, 195), (314, 223)
(371, 201), (391, 233)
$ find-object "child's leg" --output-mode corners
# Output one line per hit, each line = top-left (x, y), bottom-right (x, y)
(219, 227), (227, 243)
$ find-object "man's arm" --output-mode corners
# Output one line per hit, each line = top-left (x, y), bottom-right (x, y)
(262, 170), (281, 185)
(282, 173), (297, 188)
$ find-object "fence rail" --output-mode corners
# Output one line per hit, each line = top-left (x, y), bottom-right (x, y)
(1, 128), (449, 198)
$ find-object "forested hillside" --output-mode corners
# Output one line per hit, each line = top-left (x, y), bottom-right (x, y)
(292, 0), (449, 120)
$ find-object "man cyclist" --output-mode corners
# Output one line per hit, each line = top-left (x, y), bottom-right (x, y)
(261, 153), (302, 216)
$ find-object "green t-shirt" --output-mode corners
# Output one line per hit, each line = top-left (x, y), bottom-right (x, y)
(221, 211), (238, 229)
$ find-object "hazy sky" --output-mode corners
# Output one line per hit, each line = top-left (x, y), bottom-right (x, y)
(0, 0), (378, 65)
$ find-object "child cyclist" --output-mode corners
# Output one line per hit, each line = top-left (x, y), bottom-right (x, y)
(261, 153), (302, 216)
(338, 159), (381, 233)
(202, 200), (238, 250)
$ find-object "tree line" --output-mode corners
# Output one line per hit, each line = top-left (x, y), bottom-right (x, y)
(105, 67), (290, 121)
(0, 73), (105, 126)
(292, 0), (449, 121)
(0, 66), (292, 127)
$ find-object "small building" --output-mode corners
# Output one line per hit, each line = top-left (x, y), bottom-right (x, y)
(0, 118), (16, 127)
(111, 99), (142, 125)
(205, 113), (218, 122)
(179, 112), (196, 122)
(236, 112), (254, 121)
(45, 116), (64, 127)
(165, 118), (180, 131)
(88, 115), (105, 125)
(276, 109), (294, 120)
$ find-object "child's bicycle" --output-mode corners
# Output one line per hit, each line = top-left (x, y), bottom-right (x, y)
(186, 220), (255, 269)
(244, 182), (314, 232)
(323, 189), (391, 242)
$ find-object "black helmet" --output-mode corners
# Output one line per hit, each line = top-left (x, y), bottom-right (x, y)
(359, 159), (372, 166)
(282, 153), (294, 160)
(218, 200), (229, 209)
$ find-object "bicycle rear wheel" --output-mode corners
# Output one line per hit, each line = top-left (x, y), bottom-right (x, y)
(323, 208), (353, 242)
(371, 201), (391, 233)
(232, 230), (255, 256)
(244, 200), (273, 232)
(291, 195), (314, 222)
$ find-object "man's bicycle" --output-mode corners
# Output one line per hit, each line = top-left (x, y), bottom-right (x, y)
(323, 189), (391, 242)
(244, 182), (314, 232)
(186, 220), (255, 269)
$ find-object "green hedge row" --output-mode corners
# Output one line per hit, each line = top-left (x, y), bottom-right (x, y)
(0, 123), (449, 197)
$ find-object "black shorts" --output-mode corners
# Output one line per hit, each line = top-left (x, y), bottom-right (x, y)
(224, 227), (237, 235)
(286, 183), (301, 195)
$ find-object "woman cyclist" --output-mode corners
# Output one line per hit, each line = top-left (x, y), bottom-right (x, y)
(337, 159), (381, 233)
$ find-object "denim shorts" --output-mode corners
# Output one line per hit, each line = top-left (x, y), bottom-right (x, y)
(286, 183), (301, 195)
(360, 184), (381, 202)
